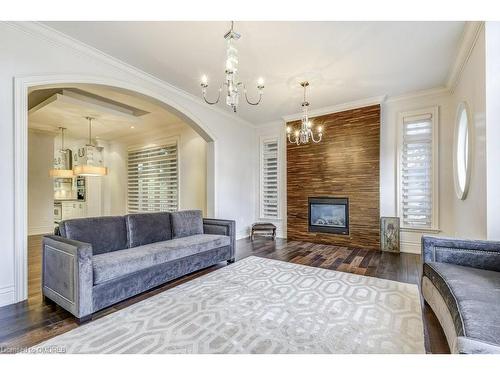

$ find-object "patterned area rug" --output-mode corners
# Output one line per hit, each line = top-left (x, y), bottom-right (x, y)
(33, 256), (425, 353)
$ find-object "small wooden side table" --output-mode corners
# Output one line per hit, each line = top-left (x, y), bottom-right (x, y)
(251, 222), (277, 240)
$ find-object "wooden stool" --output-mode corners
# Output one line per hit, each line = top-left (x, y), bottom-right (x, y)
(251, 222), (277, 240)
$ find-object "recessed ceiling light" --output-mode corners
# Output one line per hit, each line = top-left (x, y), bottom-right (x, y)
(130, 126), (135, 129)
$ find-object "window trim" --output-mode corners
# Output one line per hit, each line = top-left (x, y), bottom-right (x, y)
(259, 135), (281, 220)
(396, 106), (439, 231)
(453, 101), (473, 200)
(127, 136), (180, 214)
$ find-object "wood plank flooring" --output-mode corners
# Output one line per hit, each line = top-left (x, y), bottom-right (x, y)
(0, 235), (449, 353)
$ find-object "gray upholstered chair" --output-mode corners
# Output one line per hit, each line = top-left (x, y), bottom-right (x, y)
(421, 236), (500, 354)
(42, 210), (235, 323)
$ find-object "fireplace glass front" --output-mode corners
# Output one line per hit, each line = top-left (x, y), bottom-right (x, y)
(308, 197), (349, 234)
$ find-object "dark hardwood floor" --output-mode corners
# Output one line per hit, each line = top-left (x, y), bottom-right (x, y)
(0, 235), (449, 353)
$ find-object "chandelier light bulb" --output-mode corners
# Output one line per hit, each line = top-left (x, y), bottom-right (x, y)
(287, 81), (322, 145)
(286, 126), (291, 134)
(199, 21), (264, 112)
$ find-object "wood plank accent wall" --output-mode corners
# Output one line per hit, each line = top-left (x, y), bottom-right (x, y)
(287, 105), (381, 250)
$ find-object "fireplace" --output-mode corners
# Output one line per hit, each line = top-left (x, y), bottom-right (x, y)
(308, 197), (349, 235)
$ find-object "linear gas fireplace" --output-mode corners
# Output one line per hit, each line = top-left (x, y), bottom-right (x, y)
(308, 197), (349, 235)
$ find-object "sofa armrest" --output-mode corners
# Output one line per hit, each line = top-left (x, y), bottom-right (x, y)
(422, 236), (500, 272)
(455, 336), (500, 354)
(203, 218), (236, 258)
(42, 235), (94, 318)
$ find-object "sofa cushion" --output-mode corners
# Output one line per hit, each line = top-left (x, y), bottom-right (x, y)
(59, 216), (128, 255)
(92, 234), (230, 285)
(126, 212), (172, 248)
(423, 262), (500, 347)
(170, 210), (204, 239)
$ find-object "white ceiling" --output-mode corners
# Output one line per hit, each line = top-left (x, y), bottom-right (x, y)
(28, 84), (190, 144)
(42, 21), (465, 124)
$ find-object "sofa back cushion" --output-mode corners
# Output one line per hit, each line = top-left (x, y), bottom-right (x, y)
(59, 216), (128, 255)
(126, 212), (172, 248)
(171, 210), (204, 238)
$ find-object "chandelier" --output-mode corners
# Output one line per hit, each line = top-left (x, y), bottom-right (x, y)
(287, 81), (323, 145)
(73, 117), (107, 177)
(200, 21), (264, 113)
(49, 127), (74, 178)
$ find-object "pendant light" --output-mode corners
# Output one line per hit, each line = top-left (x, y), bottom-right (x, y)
(73, 117), (107, 177)
(200, 21), (265, 113)
(286, 81), (323, 145)
(49, 127), (74, 178)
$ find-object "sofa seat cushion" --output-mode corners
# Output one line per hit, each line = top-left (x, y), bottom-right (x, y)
(92, 234), (230, 285)
(423, 262), (500, 346)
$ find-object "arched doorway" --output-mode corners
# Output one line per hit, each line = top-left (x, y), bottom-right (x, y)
(14, 74), (217, 303)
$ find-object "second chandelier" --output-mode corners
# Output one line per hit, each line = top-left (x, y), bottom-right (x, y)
(287, 81), (323, 145)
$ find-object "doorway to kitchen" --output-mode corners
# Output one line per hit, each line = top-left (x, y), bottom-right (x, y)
(21, 79), (216, 303)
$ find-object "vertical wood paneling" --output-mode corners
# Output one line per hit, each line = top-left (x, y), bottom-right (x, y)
(287, 105), (381, 250)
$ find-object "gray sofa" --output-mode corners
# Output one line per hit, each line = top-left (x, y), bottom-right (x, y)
(42, 210), (235, 323)
(421, 236), (500, 354)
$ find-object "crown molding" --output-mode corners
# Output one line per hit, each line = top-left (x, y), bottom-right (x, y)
(281, 95), (386, 122)
(384, 86), (451, 104)
(446, 21), (484, 93)
(4, 21), (481, 129)
(3, 21), (257, 129)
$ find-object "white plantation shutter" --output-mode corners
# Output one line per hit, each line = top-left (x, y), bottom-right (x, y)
(400, 114), (433, 228)
(128, 143), (178, 213)
(261, 139), (279, 219)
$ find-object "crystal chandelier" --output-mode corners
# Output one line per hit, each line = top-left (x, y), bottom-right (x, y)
(200, 21), (264, 113)
(287, 81), (323, 145)
(73, 117), (107, 177)
(49, 127), (74, 178)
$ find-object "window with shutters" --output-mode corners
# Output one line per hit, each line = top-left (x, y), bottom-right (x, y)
(260, 138), (280, 219)
(127, 142), (178, 213)
(397, 107), (439, 230)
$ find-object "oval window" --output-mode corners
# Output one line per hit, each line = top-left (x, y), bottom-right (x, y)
(454, 102), (472, 200)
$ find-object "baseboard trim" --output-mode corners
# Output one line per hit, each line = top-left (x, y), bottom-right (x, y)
(401, 241), (421, 254)
(0, 285), (15, 307)
(236, 229), (250, 240)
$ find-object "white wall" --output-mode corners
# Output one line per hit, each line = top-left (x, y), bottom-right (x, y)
(27, 130), (54, 235)
(450, 27), (486, 239)
(382, 92), (453, 252)
(178, 125), (208, 214)
(485, 22), (500, 240)
(0, 22), (257, 306)
(102, 140), (128, 216)
(253, 30), (488, 253)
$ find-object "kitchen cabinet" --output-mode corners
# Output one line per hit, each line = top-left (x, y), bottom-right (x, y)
(61, 201), (87, 220)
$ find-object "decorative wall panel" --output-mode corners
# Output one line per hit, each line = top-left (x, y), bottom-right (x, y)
(287, 105), (380, 250)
